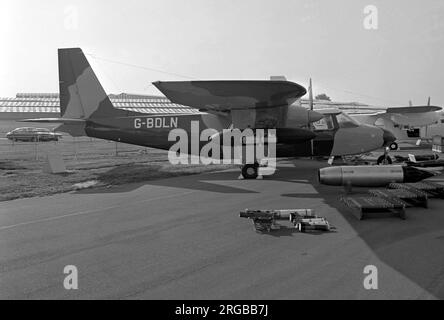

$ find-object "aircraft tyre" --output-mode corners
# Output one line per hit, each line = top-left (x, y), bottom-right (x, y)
(389, 142), (398, 151)
(377, 155), (392, 165)
(241, 163), (259, 179)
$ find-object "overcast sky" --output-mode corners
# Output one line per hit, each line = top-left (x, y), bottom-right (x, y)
(1, 0), (443, 107)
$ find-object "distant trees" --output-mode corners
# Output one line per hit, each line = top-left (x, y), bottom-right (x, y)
(315, 93), (331, 101)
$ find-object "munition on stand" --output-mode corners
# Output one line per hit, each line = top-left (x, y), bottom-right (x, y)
(240, 209), (332, 233)
(406, 159), (444, 168)
(318, 165), (434, 187)
(395, 154), (440, 162)
(294, 218), (331, 232)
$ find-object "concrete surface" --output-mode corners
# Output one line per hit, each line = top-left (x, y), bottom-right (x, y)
(1, 159), (443, 299)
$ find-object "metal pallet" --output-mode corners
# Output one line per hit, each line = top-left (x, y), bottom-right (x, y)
(388, 181), (444, 199)
(341, 196), (406, 220)
(368, 188), (428, 208)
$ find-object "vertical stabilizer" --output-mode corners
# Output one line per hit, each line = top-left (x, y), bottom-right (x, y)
(58, 48), (126, 119)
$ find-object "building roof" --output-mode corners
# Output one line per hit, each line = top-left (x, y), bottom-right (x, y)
(0, 93), (385, 115)
(0, 93), (201, 115)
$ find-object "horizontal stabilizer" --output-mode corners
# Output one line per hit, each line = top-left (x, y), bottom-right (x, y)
(55, 123), (87, 137)
(18, 118), (87, 137)
(18, 118), (86, 124)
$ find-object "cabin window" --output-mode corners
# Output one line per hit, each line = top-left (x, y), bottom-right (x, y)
(312, 115), (335, 131)
(406, 128), (420, 138)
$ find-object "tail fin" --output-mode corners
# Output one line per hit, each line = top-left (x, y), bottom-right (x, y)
(58, 48), (126, 119)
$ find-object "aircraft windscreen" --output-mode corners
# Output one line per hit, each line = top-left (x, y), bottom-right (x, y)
(335, 112), (359, 128)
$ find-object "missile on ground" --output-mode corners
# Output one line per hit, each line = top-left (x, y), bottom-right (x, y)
(240, 209), (315, 221)
(395, 154), (439, 162)
(318, 165), (434, 187)
(405, 159), (444, 168)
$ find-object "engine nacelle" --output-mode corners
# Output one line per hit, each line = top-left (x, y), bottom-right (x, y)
(285, 104), (324, 127)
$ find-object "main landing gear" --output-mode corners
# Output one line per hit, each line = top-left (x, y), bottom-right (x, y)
(389, 142), (398, 151)
(241, 163), (259, 179)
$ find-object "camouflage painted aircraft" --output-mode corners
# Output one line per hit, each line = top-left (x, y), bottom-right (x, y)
(23, 48), (396, 178)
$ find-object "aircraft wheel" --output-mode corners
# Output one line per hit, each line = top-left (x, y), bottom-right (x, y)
(377, 155), (392, 165)
(389, 142), (398, 151)
(241, 163), (259, 179)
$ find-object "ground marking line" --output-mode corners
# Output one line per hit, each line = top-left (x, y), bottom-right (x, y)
(0, 191), (196, 231)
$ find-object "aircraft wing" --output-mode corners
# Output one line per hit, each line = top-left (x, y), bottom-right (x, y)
(152, 80), (306, 113)
(385, 106), (441, 114)
(364, 105), (442, 127)
(369, 105), (442, 116)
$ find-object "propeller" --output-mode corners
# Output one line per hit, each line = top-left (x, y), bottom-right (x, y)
(308, 78), (314, 111)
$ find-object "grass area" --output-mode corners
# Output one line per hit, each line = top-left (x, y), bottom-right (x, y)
(0, 139), (234, 202)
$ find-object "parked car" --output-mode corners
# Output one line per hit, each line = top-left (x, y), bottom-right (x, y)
(6, 127), (62, 142)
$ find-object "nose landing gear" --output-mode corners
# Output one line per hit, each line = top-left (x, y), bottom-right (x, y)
(377, 147), (393, 165)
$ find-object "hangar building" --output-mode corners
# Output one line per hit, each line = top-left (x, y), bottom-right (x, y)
(0, 93), (382, 121)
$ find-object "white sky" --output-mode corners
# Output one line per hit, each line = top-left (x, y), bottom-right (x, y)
(1, 0), (444, 107)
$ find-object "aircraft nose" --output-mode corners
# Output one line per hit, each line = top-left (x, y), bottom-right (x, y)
(382, 129), (396, 146)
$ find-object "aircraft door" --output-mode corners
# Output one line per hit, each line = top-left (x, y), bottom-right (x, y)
(311, 115), (336, 156)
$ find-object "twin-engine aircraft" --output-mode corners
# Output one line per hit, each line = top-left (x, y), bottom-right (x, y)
(351, 99), (442, 150)
(23, 48), (395, 178)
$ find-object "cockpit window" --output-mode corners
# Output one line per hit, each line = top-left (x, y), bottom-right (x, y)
(312, 115), (335, 131)
(335, 112), (359, 128)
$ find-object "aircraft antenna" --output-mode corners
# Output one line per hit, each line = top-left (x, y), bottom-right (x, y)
(85, 53), (197, 80)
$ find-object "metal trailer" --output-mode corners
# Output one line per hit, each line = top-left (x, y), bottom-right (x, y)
(341, 196), (406, 220)
(388, 181), (444, 199)
(368, 188), (428, 208)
